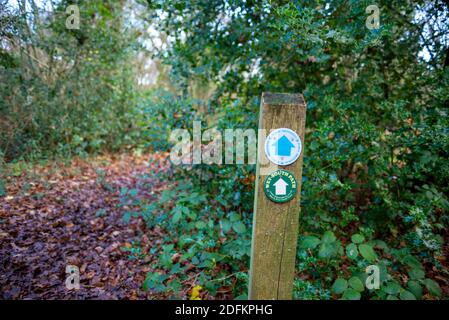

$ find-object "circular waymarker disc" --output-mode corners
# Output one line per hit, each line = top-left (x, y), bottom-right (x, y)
(263, 169), (298, 203)
(264, 128), (302, 166)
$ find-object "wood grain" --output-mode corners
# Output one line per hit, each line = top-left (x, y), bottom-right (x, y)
(249, 92), (307, 300)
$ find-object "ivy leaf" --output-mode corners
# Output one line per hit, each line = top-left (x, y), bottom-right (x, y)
(404, 255), (423, 270)
(221, 219), (232, 233)
(373, 240), (389, 251)
(143, 273), (167, 293)
(172, 206), (182, 223)
(299, 235), (321, 249)
(407, 281), (423, 299)
(318, 242), (338, 259)
(167, 279), (182, 293)
(321, 231), (336, 243)
(122, 212), (132, 224)
(384, 282), (402, 295)
(332, 278), (348, 294)
(129, 188), (138, 197)
(400, 290), (416, 300)
(342, 288), (361, 300)
(229, 212), (241, 222)
(423, 279), (442, 297)
(351, 234), (365, 244)
(195, 221), (206, 229)
(348, 276), (364, 292)
(358, 244), (377, 262)
(346, 243), (358, 259)
(408, 268), (425, 280)
(160, 189), (175, 204)
(232, 221), (247, 234)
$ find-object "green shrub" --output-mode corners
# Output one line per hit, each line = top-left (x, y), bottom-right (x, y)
(125, 0), (449, 299)
(0, 1), (141, 161)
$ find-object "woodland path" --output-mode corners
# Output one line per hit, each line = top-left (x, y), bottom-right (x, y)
(0, 153), (169, 299)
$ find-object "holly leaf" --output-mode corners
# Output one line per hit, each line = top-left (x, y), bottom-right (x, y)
(351, 234), (365, 244)
(346, 243), (358, 259)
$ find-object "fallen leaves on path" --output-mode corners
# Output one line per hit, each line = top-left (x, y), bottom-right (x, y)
(0, 153), (170, 300)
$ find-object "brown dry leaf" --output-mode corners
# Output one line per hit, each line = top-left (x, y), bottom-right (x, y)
(0, 153), (170, 300)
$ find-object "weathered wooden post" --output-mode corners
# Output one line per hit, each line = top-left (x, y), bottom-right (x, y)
(249, 92), (307, 300)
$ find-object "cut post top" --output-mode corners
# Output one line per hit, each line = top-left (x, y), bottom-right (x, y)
(262, 92), (305, 106)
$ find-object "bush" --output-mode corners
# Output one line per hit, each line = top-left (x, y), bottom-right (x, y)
(0, 1), (141, 161)
(124, 0), (449, 299)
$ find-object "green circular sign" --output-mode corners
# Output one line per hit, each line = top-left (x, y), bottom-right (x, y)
(263, 169), (298, 203)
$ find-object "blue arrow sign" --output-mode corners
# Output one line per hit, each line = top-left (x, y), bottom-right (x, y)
(273, 135), (295, 156)
(265, 128), (302, 166)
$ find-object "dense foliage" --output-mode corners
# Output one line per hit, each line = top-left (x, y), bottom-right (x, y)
(1, 0), (448, 300)
(0, 0), (141, 161)
(122, 0), (448, 299)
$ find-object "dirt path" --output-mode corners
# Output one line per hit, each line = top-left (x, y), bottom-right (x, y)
(0, 153), (169, 299)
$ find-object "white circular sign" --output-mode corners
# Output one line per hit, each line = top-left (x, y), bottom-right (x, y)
(264, 128), (302, 166)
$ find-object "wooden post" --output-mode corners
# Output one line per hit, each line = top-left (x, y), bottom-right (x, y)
(249, 92), (307, 300)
